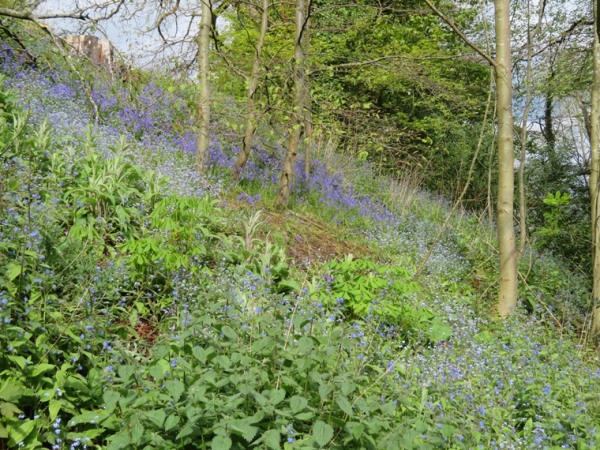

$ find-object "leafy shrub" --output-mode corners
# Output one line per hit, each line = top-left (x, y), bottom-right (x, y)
(314, 256), (452, 343)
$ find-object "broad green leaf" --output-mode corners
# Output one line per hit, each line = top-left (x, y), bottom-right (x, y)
(144, 409), (166, 428)
(262, 429), (281, 449)
(428, 321), (452, 343)
(103, 390), (121, 412)
(7, 355), (27, 370)
(7, 420), (36, 447)
(0, 401), (22, 418)
(0, 382), (23, 402)
(335, 395), (354, 416)
(68, 410), (107, 426)
(165, 379), (185, 402)
(345, 422), (365, 440)
(176, 422), (194, 440)
(289, 395), (308, 413)
(131, 421), (144, 445)
(6, 262), (22, 281)
(211, 435), (232, 450)
(117, 365), (135, 381)
(318, 383), (333, 401)
(312, 421), (334, 447)
(49, 399), (61, 421)
(164, 415), (179, 432)
(230, 421), (259, 443)
(192, 346), (207, 364)
(106, 430), (130, 450)
(268, 389), (286, 405)
(30, 363), (55, 377)
(221, 325), (237, 340)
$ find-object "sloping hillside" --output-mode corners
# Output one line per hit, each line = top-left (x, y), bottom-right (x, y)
(1, 46), (599, 450)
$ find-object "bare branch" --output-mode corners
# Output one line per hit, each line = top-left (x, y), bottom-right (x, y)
(422, 0), (496, 68)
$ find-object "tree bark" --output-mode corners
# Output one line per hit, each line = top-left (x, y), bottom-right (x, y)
(495, 0), (518, 317)
(233, 0), (269, 180)
(303, 16), (313, 180)
(590, 0), (600, 336)
(196, 0), (212, 175)
(275, 0), (308, 207)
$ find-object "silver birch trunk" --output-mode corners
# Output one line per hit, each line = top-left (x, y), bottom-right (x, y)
(590, 0), (600, 336)
(196, 0), (212, 175)
(233, 0), (269, 179)
(275, 0), (306, 207)
(495, 0), (518, 317)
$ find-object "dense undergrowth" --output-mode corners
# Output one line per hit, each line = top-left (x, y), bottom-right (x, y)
(1, 46), (599, 450)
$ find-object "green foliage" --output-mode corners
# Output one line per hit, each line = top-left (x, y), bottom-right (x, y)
(531, 191), (590, 273)
(220, 210), (299, 294)
(120, 194), (222, 281)
(315, 256), (451, 343)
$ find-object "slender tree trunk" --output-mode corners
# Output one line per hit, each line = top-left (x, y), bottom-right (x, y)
(303, 16), (313, 180)
(495, 0), (518, 317)
(275, 0), (307, 207)
(233, 0), (269, 179)
(590, 0), (600, 336)
(196, 0), (212, 175)
(518, 0), (538, 256)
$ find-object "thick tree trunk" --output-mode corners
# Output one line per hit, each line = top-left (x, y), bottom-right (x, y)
(196, 0), (212, 175)
(275, 0), (307, 207)
(233, 0), (269, 180)
(590, 0), (600, 336)
(495, 0), (518, 317)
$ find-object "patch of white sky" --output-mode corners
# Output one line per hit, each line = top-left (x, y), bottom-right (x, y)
(36, 0), (203, 68)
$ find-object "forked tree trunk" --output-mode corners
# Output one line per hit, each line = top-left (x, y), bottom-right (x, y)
(196, 0), (212, 175)
(495, 0), (518, 317)
(233, 0), (269, 179)
(275, 0), (307, 207)
(590, 0), (600, 336)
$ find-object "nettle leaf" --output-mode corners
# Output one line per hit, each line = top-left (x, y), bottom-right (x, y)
(312, 420), (334, 447)
(103, 390), (121, 412)
(192, 346), (209, 364)
(220, 325), (237, 340)
(294, 411), (315, 420)
(165, 379), (185, 402)
(164, 415), (179, 432)
(176, 422), (194, 441)
(117, 365), (135, 381)
(230, 420), (259, 443)
(268, 389), (286, 405)
(261, 429), (281, 449)
(211, 434), (232, 450)
(345, 421), (365, 440)
(335, 395), (354, 416)
(107, 430), (131, 450)
(131, 421), (144, 445)
(318, 383), (333, 401)
(144, 409), (166, 428)
(289, 395), (308, 413)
